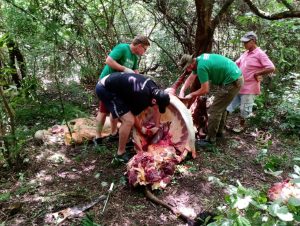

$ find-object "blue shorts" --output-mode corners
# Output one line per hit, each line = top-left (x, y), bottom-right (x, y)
(95, 82), (129, 118)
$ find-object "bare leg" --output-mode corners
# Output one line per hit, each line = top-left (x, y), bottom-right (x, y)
(110, 114), (119, 135)
(117, 112), (134, 155)
(95, 112), (107, 138)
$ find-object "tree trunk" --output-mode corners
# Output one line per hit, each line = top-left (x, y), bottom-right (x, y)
(6, 37), (26, 88)
(0, 86), (16, 166)
(194, 0), (214, 55)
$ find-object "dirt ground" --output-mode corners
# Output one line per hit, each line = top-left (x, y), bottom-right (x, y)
(0, 113), (293, 226)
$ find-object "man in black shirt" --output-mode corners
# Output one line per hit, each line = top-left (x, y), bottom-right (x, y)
(95, 72), (170, 162)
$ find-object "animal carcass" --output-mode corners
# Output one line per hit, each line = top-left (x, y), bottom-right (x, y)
(127, 95), (196, 190)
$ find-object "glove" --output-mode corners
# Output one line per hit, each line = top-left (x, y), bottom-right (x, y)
(123, 67), (135, 73)
(141, 126), (159, 136)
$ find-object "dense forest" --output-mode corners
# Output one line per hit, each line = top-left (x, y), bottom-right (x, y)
(1, 0), (300, 225)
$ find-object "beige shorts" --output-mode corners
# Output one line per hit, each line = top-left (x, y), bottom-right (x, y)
(226, 94), (256, 118)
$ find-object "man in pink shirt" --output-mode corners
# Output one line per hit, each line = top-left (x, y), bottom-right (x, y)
(227, 31), (275, 132)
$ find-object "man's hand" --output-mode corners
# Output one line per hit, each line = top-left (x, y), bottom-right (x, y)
(165, 88), (176, 95)
(179, 91), (185, 98)
(254, 73), (263, 82)
(123, 67), (135, 73)
(141, 126), (159, 136)
(184, 94), (193, 99)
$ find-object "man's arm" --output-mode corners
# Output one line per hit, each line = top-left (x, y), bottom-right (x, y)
(235, 55), (242, 67)
(168, 71), (189, 95)
(179, 73), (197, 98)
(185, 81), (209, 99)
(105, 56), (135, 73)
(254, 67), (276, 82)
(254, 52), (276, 81)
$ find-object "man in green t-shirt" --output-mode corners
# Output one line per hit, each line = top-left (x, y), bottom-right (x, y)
(95, 35), (150, 145)
(179, 53), (244, 146)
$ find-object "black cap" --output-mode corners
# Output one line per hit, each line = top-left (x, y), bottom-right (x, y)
(152, 89), (170, 113)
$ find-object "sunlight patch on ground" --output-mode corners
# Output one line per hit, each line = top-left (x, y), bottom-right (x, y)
(57, 171), (81, 180)
(22, 193), (52, 203)
(176, 165), (196, 176)
(47, 152), (71, 164)
(247, 148), (259, 154)
(55, 162), (96, 180)
(178, 205), (197, 218)
(198, 181), (214, 195)
(159, 213), (168, 222)
(35, 148), (52, 161)
(6, 217), (26, 226)
(29, 169), (54, 185)
(165, 191), (203, 218)
(82, 162), (96, 172)
(35, 148), (71, 164)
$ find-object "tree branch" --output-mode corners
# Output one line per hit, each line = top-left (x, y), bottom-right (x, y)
(243, 0), (300, 20)
(0, 86), (16, 148)
(118, 0), (135, 37)
(212, 0), (235, 29)
(73, 0), (114, 48)
(276, 0), (294, 11)
(148, 37), (178, 66)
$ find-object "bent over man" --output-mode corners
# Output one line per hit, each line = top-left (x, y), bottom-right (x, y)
(95, 35), (150, 145)
(179, 53), (244, 146)
(95, 72), (170, 162)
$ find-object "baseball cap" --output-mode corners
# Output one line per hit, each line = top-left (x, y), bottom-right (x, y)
(152, 89), (170, 113)
(179, 54), (193, 71)
(241, 31), (257, 42)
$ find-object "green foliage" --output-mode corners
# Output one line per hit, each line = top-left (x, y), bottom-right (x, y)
(94, 145), (111, 155)
(255, 149), (289, 172)
(15, 99), (87, 126)
(81, 214), (101, 226)
(19, 76), (41, 100)
(247, 72), (300, 137)
(0, 192), (11, 202)
(0, 82), (91, 166)
(0, 67), (16, 86)
(119, 175), (127, 186)
(208, 171), (300, 225)
(277, 73), (300, 134)
(12, 84), (90, 128)
(129, 204), (146, 211)
(183, 160), (198, 173)
(266, 20), (300, 74)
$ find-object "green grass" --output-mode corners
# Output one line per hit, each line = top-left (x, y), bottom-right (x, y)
(0, 192), (11, 202)
(1, 82), (94, 165)
(12, 83), (92, 130)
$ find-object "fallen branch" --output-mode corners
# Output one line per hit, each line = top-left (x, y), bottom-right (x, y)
(144, 186), (196, 225)
(44, 195), (106, 225)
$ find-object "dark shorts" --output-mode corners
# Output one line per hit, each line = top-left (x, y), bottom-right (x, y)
(95, 83), (129, 118)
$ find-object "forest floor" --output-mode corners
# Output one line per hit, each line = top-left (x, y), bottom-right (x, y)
(0, 85), (299, 226)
